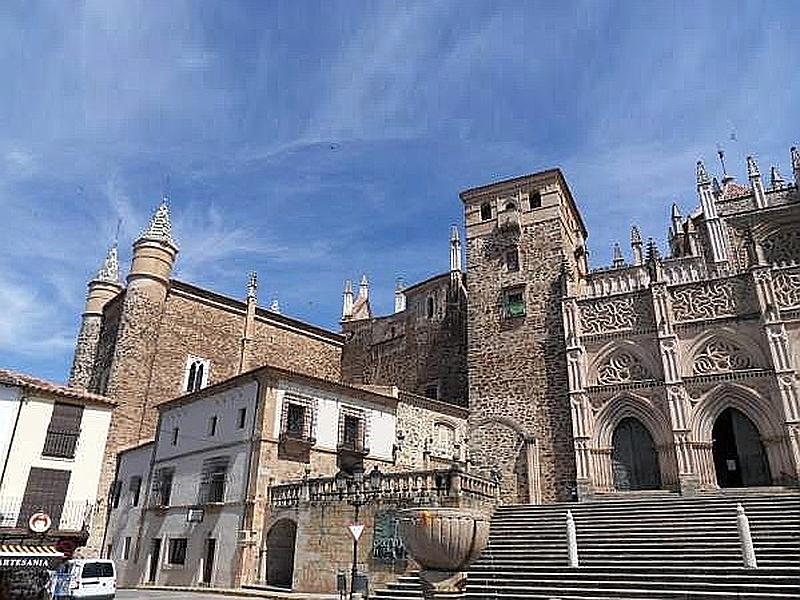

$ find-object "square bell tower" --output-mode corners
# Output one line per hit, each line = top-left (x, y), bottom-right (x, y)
(460, 168), (587, 503)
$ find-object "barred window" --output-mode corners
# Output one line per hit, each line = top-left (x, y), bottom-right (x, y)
(198, 456), (229, 504)
(280, 397), (315, 441)
(168, 538), (187, 565)
(43, 402), (83, 459)
(338, 407), (368, 453)
(151, 467), (174, 507)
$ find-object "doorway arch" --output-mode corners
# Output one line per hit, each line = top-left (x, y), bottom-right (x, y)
(712, 407), (771, 487)
(612, 417), (662, 491)
(266, 519), (297, 588)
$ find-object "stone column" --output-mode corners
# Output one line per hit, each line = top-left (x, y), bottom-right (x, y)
(751, 266), (800, 483)
(651, 282), (697, 494)
(562, 296), (591, 498)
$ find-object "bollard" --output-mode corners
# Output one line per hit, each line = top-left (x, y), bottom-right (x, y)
(566, 510), (579, 568)
(736, 503), (758, 569)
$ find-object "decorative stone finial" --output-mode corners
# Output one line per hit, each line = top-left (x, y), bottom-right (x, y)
(140, 197), (176, 246)
(342, 279), (354, 320)
(631, 225), (642, 245)
(358, 274), (369, 299)
(791, 146), (800, 183)
(612, 243), (624, 268)
(671, 203), (682, 220)
(269, 294), (281, 314)
(95, 243), (120, 284)
(746, 155), (760, 178)
(630, 225), (643, 266)
(646, 237), (661, 262)
(450, 225), (462, 274)
(246, 272), (257, 300)
(394, 277), (406, 313)
(696, 161), (710, 186)
(770, 166), (785, 189)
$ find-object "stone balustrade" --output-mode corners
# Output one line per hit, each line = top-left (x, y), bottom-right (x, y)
(269, 467), (498, 508)
(582, 265), (650, 298)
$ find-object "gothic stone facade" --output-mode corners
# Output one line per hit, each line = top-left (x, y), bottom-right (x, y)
(563, 153), (800, 498)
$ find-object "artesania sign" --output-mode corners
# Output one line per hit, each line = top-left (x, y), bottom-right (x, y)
(28, 512), (52, 534)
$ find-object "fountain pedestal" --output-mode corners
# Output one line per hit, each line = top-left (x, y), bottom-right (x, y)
(397, 507), (490, 600)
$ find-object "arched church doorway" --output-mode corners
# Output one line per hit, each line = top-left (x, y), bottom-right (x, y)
(612, 417), (661, 491)
(712, 408), (771, 488)
(266, 519), (297, 588)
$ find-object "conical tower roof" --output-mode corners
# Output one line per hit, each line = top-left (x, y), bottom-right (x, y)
(139, 197), (177, 247)
(94, 243), (120, 284)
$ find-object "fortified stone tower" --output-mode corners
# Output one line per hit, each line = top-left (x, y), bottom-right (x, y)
(460, 169), (587, 503)
(68, 243), (123, 389)
(103, 198), (179, 442)
(86, 199), (178, 551)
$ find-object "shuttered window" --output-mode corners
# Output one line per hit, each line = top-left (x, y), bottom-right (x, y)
(43, 403), (83, 458)
(17, 468), (71, 528)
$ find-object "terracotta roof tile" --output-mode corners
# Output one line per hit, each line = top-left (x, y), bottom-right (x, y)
(0, 368), (116, 406)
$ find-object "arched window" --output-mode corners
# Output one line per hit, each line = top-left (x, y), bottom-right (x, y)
(184, 356), (209, 393)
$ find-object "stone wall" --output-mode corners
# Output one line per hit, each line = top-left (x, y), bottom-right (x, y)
(466, 217), (577, 503)
(341, 274), (467, 406)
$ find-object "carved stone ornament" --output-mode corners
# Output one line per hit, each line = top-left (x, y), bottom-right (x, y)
(597, 350), (650, 385)
(671, 279), (747, 322)
(773, 270), (800, 309)
(580, 296), (638, 335)
(762, 229), (800, 266)
(692, 339), (755, 375)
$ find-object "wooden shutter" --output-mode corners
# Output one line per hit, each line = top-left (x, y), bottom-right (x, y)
(17, 468), (71, 528)
(48, 403), (83, 433)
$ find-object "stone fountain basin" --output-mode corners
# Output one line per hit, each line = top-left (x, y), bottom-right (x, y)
(397, 507), (490, 572)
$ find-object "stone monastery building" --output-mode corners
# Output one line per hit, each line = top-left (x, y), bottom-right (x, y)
(70, 146), (800, 558)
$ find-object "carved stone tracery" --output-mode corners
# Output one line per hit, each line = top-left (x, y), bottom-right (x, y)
(773, 270), (800, 308)
(580, 295), (651, 335)
(692, 339), (755, 375)
(670, 278), (748, 322)
(762, 229), (800, 266)
(597, 351), (651, 385)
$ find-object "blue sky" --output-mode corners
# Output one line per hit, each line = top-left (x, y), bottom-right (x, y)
(1, 1), (798, 382)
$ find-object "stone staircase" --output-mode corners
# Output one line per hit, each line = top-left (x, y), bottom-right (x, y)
(371, 489), (800, 600)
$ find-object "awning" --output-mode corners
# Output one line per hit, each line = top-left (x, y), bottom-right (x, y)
(0, 544), (64, 569)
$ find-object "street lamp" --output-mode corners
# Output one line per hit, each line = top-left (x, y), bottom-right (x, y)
(335, 465), (383, 599)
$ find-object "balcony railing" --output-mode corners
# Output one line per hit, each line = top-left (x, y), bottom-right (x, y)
(42, 431), (79, 459)
(269, 467), (498, 508)
(0, 496), (95, 532)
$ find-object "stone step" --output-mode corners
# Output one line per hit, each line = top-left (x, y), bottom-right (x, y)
(463, 583), (800, 600)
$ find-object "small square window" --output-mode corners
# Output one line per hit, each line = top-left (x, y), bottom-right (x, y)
(208, 416), (218, 437)
(168, 538), (187, 565)
(505, 249), (520, 272)
(504, 289), (526, 318)
(480, 202), (492, 221)
(237, 408), (246, 429)
(529, 191), (542, 209)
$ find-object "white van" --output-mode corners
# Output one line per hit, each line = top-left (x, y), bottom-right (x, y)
(52, 559), (116, 599)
